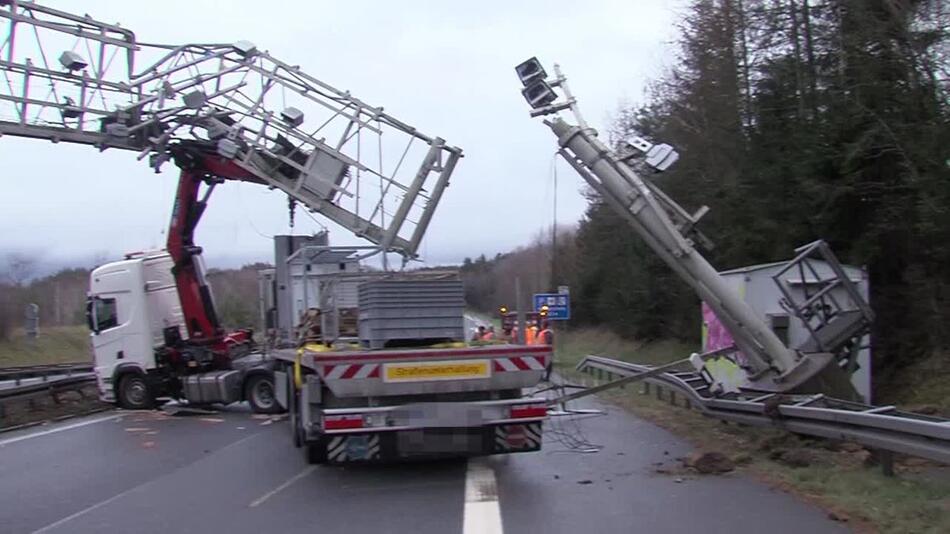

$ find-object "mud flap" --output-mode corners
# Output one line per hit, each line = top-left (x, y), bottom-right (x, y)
(326, 434), (382, 463)
(493, 423), (542, 453)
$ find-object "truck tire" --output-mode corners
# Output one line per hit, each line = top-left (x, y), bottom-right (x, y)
(304, 438), (327, 464)
(117, 374), (153, 410)
(246, 374), (282, 414)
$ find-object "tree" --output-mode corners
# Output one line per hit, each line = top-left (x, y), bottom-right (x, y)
(567, 0), (949, 381)
(4, 253), (36, 286)
(0, 283), (15, 341)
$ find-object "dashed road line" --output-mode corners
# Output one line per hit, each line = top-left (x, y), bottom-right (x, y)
(249, 466), (317, 508)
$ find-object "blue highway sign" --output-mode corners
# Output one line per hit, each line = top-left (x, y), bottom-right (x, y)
(533, 293), (571, 320)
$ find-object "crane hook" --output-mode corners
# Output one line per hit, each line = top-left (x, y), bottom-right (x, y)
(288, 196), (297, 228)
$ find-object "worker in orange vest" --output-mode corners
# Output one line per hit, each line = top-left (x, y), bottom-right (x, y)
(535, 320), (554, 380)
(535, 320), (553, 346)
(481, 326), (496, 341)
(525, 323), (537, 345)
(472, 325), (485, 342)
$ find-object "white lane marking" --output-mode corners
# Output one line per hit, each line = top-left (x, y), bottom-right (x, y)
(32, 481), (138, 534)
(0, 414), (121, 447)
(248, 466), (317, 508)
(463, 457), (503, 534)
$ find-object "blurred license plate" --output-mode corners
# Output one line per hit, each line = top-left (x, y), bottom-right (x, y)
(382, 359), (490, 383)
(397, 429), (483, 456)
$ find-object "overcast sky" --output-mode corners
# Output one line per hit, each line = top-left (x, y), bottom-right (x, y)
(0, 0), (682, 273)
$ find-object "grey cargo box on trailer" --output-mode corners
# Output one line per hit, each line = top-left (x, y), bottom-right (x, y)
(358, 277), (465, 349)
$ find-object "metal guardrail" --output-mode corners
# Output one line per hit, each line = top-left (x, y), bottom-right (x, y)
(0, 364), (100, 429)
(0, 363), (94, 384)
(576, 355), (950, 465)
(0, 372), (103, 432)
(0, 369), (97, 424)
(0, 374), (96, 401)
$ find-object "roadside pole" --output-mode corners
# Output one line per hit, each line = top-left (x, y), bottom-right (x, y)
(515, 277), (525, 344)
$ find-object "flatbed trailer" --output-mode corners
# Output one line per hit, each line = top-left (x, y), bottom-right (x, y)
(273, 344), (553, 463)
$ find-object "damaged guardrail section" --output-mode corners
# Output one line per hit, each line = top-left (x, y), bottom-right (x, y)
(576, 355), (950, 465)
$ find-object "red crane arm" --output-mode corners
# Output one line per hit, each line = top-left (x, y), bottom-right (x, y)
(166, 144), (262, 345)
(167, 168), (220, 341)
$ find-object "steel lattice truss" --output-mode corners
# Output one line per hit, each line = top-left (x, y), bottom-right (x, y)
(0, 1), (461, 259)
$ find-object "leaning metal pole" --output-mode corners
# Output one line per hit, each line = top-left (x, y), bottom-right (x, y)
(550, 119), (816, 385)
(519, 59), (843, 393)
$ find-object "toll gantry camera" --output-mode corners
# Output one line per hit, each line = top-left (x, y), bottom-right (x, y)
(515, 57), (558, 109)
(515, 57), (679, 173)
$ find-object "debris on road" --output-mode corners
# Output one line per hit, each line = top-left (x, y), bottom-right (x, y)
(163, 405), (218, 416)
(827, 511), (850, 523)
(684, 451), (735, 474)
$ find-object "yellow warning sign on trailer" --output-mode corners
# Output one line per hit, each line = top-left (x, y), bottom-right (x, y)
(383, 359), (490, 383)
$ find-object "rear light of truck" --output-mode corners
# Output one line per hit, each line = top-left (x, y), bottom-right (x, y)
(510, 403), (548, 419)
(323, 414), (363, 430)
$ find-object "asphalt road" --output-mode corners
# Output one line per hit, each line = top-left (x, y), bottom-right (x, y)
(0, 399), (847, 534)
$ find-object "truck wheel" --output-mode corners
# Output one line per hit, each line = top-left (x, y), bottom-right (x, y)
(246, 374), (282, 414)
(117, 374), (153, 410)
(304, 439), (327, 464)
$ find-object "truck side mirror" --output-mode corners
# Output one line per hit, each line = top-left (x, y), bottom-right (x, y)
(85, 298), (98, 334)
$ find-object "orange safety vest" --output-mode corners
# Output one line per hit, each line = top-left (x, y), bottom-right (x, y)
(525, 326), (537, 345)
(482, 331), (495, 341)
(535, 328), (553, 345)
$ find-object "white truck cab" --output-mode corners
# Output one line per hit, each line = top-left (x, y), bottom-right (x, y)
(88, 251), (281, 413)
(88, 251), (186, 403)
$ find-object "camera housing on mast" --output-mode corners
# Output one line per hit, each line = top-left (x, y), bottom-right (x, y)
(620, 135), (680, 172)
(521, 81), (558, 109)
(515, 57), (547, 86)
(59, 51), (87, 71)
(515, 57), (559, 110)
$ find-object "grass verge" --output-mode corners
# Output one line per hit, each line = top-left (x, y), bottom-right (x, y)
(876, 349), (950, 415)
(0, 325), (91, 368)
(555, 327), (950, 534)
